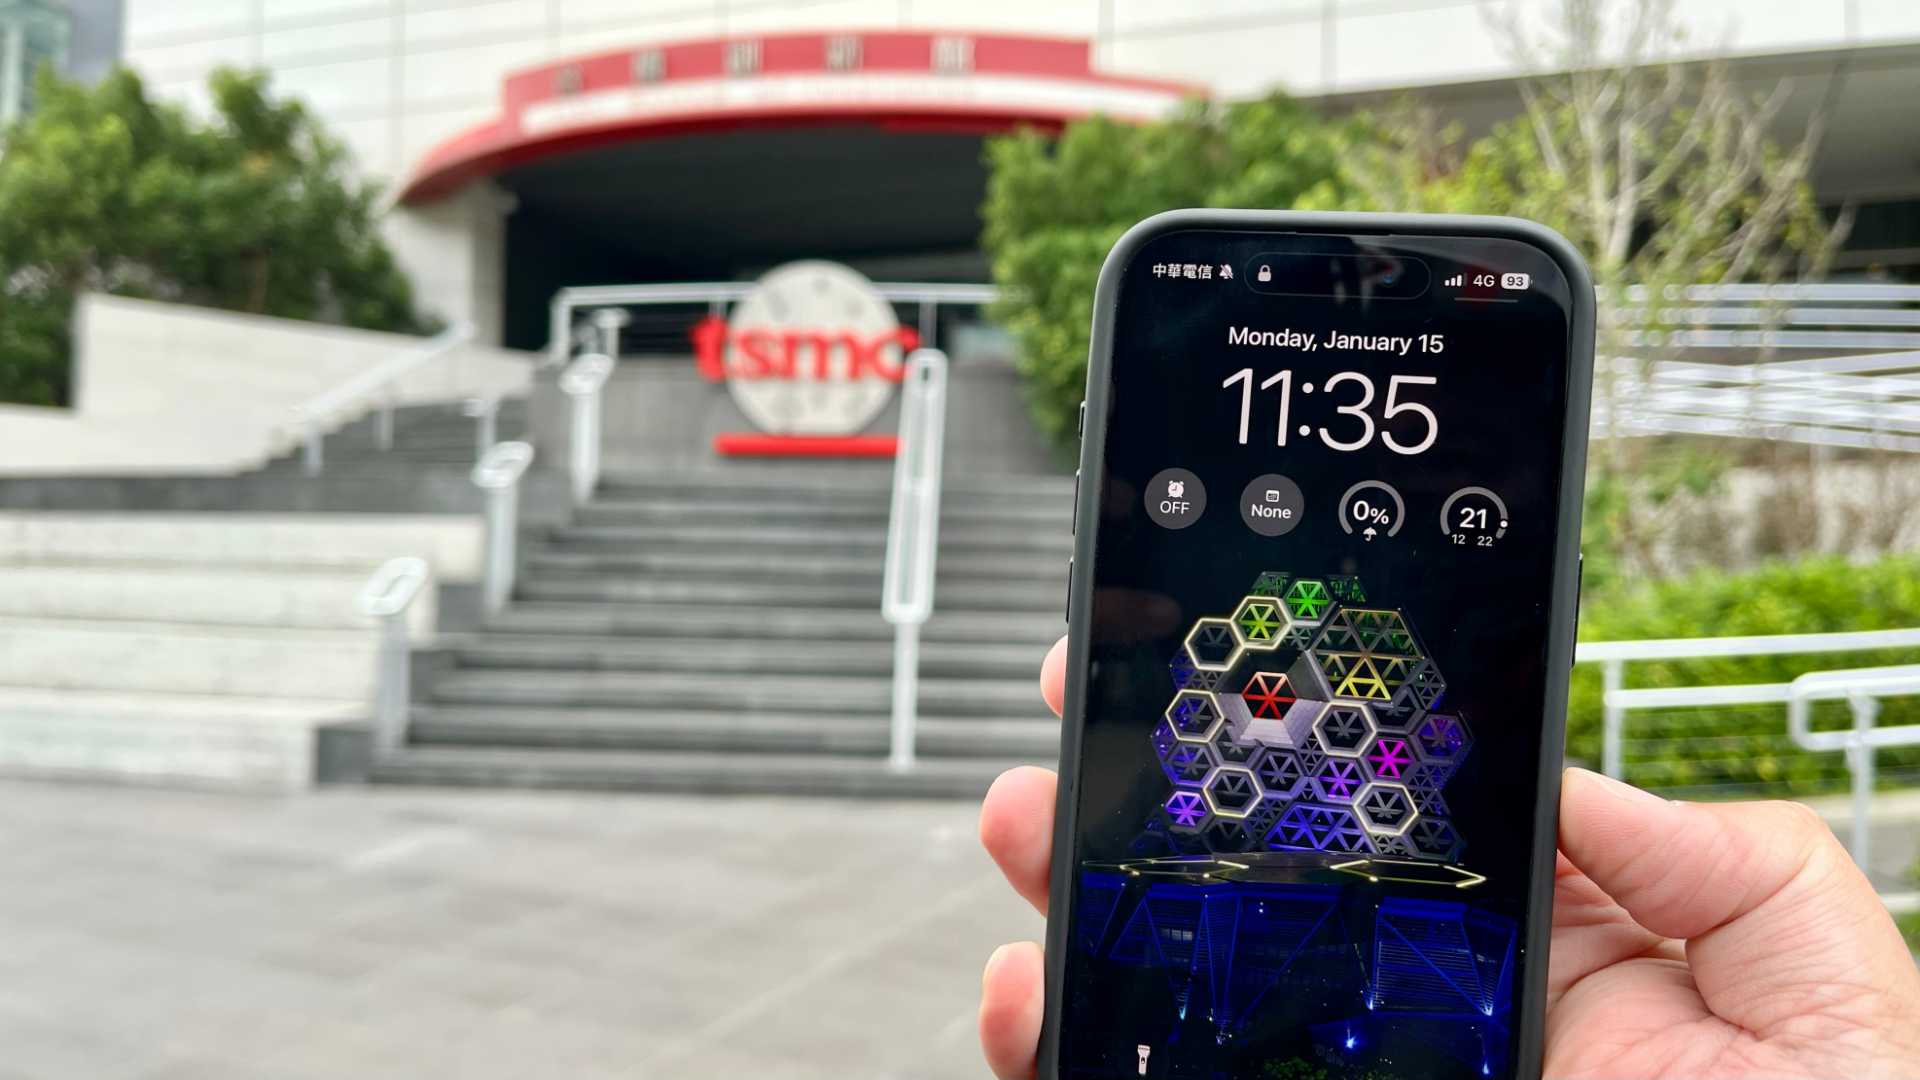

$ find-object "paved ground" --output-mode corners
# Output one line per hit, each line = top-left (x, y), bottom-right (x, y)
(2, 780), (1914, 1080)
(0, 780), (1039, 1080)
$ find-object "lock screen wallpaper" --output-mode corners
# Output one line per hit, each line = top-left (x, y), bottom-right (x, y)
(1060, 228), (1578, 1080)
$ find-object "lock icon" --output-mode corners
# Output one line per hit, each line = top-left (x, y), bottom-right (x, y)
(1257, 265), (1272, 283)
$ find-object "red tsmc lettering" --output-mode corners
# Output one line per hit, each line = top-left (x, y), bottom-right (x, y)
(692, 316), (918, 383)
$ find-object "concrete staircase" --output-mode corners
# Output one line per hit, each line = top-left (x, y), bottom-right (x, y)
(0, 513), (480, 790)
(372, 467), (1070, 797)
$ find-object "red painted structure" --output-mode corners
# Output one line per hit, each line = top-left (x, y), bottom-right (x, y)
(399, 30), (1196, 203)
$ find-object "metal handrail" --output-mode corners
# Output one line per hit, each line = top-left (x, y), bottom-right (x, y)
(1786, 664), (1920, 870)
(357, 556), (430, 755)
(559, 353), (615, 504)
(472, 441), (534, 616)
(1581, 634), (1920, 875)
(1577, 627), (1920, 780)
(881, 348), (950, 771)
(546, 282), (1002, 367)
(286, 321), (474, 475)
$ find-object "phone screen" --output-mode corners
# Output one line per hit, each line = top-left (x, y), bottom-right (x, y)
(1061, 227), (1579, 1079)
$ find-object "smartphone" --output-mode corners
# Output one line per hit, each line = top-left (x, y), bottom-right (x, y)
(1045, 211), (1593, 1080)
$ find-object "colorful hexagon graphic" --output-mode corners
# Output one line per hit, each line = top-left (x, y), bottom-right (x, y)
(1413, 712), (1472, 764)
(1160, 740), (1217, 786)
(1184, 618), (1242, 671)
(1151, 567), (1473, 866)
(1211, 724), (1260, 765)
(1231, 595), (1291, 651)
(1249, 571), (1291, 597)
(1240, 671), (1296, 720)
(1311, 756), (1367, 803)
(1254, 749), (1307, 798)
(1366, 736), (1414, 781)
(1313, 703), (1377, 757)
(1410, 817), (1465, 861)
(1166, 689), (1224, 742)
(1268, 802), (1370, 853)
(1356, 781), (1419, 837)
(1164, 790), (1208, 830)
(1201, 765), (1262, 819)
(1203, 819), (1256, 853)
(1283, 578), (1332, 624)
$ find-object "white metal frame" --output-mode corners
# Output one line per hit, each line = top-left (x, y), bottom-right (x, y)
(1578, 629), (1920, 871)
(558, 352), (614, 504)
(881, 349), (950, 771)
(472, 441), (535, 617)
(358, 556), (430, 756)
(284, 321), (475, 474)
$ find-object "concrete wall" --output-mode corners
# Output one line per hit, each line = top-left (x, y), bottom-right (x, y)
(531, 353), (1062, 476)
(0, 293), (533, 476)
(117, 2), (1920, 339)
(120, 1), (1920, 184)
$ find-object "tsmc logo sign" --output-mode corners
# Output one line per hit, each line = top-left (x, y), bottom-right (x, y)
(691, 261), (918, 437)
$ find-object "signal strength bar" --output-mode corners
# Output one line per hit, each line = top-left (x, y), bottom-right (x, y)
(1443, 274), (1464, 287)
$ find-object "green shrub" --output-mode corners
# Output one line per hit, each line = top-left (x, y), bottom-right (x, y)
(0, 66), (427, 405)
(1573, 554), (1920, 794)
(980, 97), (1352, 448)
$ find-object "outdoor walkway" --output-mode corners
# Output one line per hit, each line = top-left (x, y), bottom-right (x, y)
(0, 780), (1038, 1080)
(1, 779), (1913, 1079)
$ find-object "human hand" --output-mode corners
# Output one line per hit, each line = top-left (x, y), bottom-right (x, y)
(976, 636), (1920, 1079)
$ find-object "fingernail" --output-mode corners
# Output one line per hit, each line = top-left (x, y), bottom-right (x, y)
(983, 944), (1010, 989)
(1571, 766), (1666, 805)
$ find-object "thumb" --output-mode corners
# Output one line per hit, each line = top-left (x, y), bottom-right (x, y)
(1557, 768), (1920, 1041)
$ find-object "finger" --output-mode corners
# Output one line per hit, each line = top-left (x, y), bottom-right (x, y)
(980, 766), (1057, 915)
(1040, 636), (1067, 717)
(1545, 850), (1678, 1008)
(1557, 767), (1920, 1038)
(979, 941), (1044, 1080)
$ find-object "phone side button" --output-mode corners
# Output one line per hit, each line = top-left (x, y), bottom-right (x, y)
(1571, 553), (1584, 669)
(1077, 400), (1086, 439)
(1064, 559), (1073, 623)
(1070, 470), (1080, 534)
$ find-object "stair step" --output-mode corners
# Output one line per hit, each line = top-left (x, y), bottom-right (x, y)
(486, 602), (1062, 644)
(408, 705), (1057, 757)
(523, 548), (1063, 582)
(546, 523), (1070, 554)
(369, 744), (1032, 798)
(447, 634), (1037, 678)
(570, 500), (1067, 528)
(428, 669), (1042, 715)
(596, 470), (1071, 503)
(515, 575), (1059, 611)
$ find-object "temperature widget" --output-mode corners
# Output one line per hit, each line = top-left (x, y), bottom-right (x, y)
(1441, 486), (1510, 547)
(1337, 480), (1405, 541)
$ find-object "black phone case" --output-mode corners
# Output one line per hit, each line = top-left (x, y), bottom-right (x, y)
(1043, 209), (1596, 1080)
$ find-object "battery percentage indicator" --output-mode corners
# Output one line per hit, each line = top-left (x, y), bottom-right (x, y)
(1500, 272), (1531, 291)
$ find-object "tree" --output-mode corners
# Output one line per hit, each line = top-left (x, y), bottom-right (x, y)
(981, 97), (1352, 447)
(1316, 0), (1848, 584)
(0, 66), (427, 405)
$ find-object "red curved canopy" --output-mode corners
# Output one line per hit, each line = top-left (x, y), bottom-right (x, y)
(398, 30), (1198, 204)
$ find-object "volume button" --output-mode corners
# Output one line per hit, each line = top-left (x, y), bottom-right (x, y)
(1064, 558), (1072, 622)
(1070, 469), (1080, 534)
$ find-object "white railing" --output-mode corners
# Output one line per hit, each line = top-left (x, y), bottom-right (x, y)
(881, 349), (950, 771)
(558, 353), (614, 504)
(285, 321), (475, 474)
(472, 441), (534, 616)
(358, 556), (430, 756)
(545, 281), (1000, 367)
(1578, 628), (1920, 871)
(1787, 664), (1920, 871)
(1598, 283), (1920, 454)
